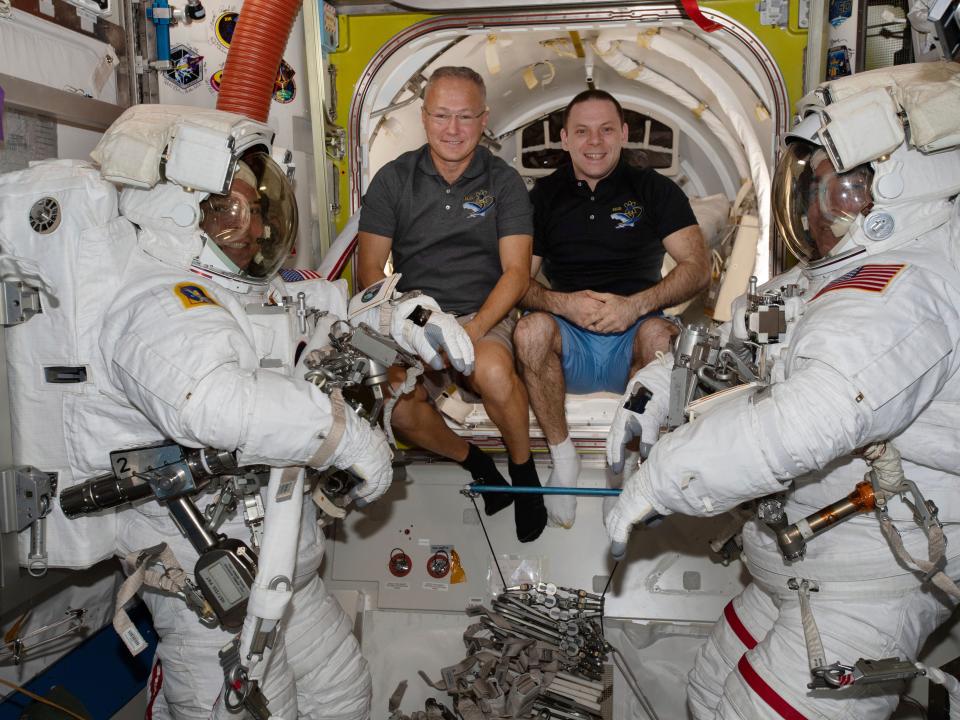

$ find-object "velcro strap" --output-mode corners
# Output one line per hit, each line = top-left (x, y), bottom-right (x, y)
(878, 514), (960, 600)
(114, 543), (187, 656)
(379, 302), (394, 336)
(309, 387), (347, 469)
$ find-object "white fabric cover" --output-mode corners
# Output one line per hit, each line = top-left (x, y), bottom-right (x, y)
(0, 9), (118, 102)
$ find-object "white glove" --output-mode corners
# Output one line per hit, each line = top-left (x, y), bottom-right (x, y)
(603, 462), (660, 560)
(606, 400), (660, 475)
(328, 405), (394, 507)
(392, 295), (475, 375)
(606, 355), (673, 473)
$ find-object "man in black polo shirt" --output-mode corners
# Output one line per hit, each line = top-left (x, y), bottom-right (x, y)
(514, 89), (709, 529)
(357, 66), (547, 543)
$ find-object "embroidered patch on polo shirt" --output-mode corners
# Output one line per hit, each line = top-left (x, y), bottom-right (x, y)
(610, 200), (643, 229)
(810, 263), (906, 301)
(463, 189), (495, 218)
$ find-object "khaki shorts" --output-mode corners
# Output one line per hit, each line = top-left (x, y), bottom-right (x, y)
(455, 311), (516, 353)
(422, 312), (517, 403)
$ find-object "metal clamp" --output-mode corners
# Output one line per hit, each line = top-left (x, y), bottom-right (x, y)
(0, 280), (42, 326)
(0, 608), (85, 665)
(219, 638), (271, 720)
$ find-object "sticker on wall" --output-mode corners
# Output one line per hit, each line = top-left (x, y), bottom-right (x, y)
(828, 0), (852, 26)
(163, 44), (205, 93)
(209, 65), (224, 94)
(212, 9), (240, 49)
(826, 44), (852, 79)
(273, 59), (297, 104)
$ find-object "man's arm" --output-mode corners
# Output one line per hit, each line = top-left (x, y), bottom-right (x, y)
(357, 231), (393, 288)
(588, 224), (710, 334)
(463, 234), (532, 343)
(522, 257), (606, 329)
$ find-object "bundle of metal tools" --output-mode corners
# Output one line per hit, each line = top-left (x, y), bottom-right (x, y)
(414, 582), (612, 719)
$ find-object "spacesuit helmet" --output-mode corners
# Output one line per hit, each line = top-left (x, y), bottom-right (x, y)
(92, 105), (298, 289)
(195, 152), (298, 284)
(772, 114), (875, 264)
(772, 63), (960, 270)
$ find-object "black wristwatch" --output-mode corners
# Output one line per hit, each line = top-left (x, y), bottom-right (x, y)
(406, 304), (433, 327)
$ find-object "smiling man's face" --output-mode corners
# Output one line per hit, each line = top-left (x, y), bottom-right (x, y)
(200, 175), (264, 271)
(421, 76), (488, 169)
(561, 98), (628, 189)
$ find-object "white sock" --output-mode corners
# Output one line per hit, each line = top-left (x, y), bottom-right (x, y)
(545, 438), (581, 529)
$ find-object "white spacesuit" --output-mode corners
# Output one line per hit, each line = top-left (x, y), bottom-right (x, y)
(605, 62), (960, 719)
(0, 104), (474, 719)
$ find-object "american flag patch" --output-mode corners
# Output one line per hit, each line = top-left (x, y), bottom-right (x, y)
(279, 268), (323, 282)
(811, 263), (906, 301)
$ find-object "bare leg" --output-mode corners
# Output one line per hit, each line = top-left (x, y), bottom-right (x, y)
(388, 368), (469, 461)
(465, 339), (532, 465)
(465, 336), (545, 541)
(630, 317), (679, 374)
(389, 367), (513, 515)
(514, 312), (569, 446)
(514, 312), (580, 528)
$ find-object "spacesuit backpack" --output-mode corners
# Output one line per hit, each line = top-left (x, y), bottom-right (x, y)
(0, 160), (137, 570)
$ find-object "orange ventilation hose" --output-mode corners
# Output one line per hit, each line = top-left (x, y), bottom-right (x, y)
(216, 0), (302, 122)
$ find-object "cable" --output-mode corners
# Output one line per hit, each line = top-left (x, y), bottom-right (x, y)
(600, 560), (619, 636)
(898, 694), (927, 719)
(469, 495), (507, 590)
(0, 677), (87, 720)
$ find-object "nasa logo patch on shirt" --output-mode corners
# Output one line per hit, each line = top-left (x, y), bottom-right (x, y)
(811, 263), (906, 301)
(610, 200), (643, 229)
(174, 282), (221, 310)
(463, 189), (495, 218)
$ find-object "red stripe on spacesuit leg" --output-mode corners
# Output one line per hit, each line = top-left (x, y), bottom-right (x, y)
(738, 655), (808, 720)
(146, 658), (163, 720)
(724, 600), (758, 649)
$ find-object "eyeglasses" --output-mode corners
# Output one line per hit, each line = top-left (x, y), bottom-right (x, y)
(423, 109), (487, 126)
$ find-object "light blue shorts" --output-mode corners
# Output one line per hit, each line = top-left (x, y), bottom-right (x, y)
(555, 313), (662, 394)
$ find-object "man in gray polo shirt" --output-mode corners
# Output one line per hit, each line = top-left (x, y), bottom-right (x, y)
(358, 66), (546, 543)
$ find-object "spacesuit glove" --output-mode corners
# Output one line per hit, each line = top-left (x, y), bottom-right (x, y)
(606, 356), (672, 473)
(391, 294), (475, 375)
(606, 403), (660, 475)
(328, 406), (395, 507)
(603, 462), (660, 561)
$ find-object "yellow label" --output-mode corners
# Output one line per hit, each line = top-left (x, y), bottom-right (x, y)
(450, 548), (466, 584)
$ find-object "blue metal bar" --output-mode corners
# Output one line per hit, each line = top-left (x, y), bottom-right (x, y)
(468, 484), (622, 497)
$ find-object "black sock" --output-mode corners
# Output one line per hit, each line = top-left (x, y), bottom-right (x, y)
(459, 443), (513, 516)
(508, 456), (547, 543)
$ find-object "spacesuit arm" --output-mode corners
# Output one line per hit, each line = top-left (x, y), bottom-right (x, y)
(348, 276), (476, 375)
(630, 316), (955, 520)
(103, 287), (393, 501)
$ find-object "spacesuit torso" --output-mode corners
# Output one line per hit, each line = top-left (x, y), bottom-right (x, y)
(740, 211), (960, 590)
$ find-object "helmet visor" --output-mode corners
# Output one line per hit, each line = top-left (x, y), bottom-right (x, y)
(772, 142), (873, 263)
(199, 152), (298, 280)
